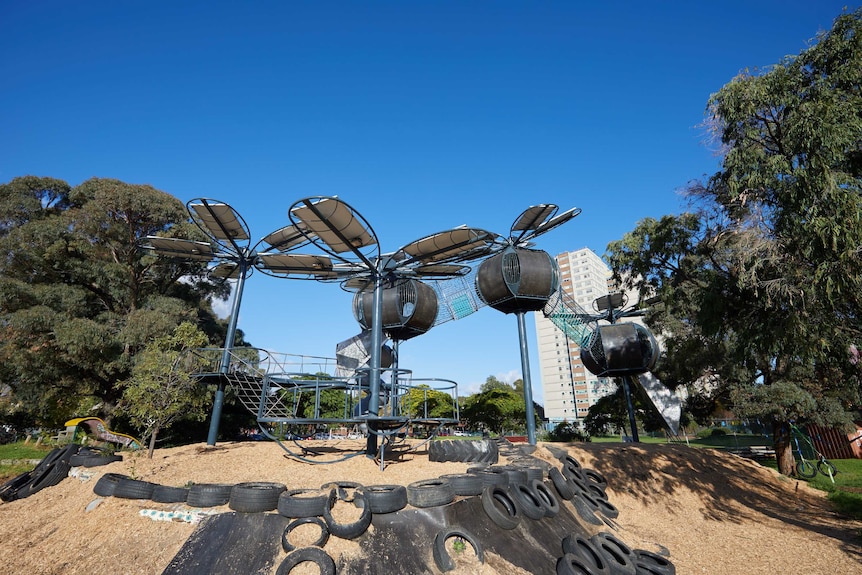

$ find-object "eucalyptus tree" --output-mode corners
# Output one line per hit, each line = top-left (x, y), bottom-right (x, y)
(0, 176), (227, 425)
(607, 9), (862, 475)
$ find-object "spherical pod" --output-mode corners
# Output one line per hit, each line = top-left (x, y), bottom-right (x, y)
(353, 278), (439, 341)
(475, 247), (559, 314)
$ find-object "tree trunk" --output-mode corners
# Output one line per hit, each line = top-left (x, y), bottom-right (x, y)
(772, 421), (795, 476)
(148, 426), (159, 459)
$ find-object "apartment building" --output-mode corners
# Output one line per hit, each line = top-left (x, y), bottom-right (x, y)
(534, 247), (616, 425)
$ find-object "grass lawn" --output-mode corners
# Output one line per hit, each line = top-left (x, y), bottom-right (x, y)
(0, 441), (53, 483)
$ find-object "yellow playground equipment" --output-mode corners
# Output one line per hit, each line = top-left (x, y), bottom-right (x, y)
(55, 417), (141, 449)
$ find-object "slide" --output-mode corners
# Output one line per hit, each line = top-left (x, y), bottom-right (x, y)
(63, 417), (142, 449)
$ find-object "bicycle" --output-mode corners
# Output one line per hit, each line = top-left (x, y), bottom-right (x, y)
(791, 424), (838, 481)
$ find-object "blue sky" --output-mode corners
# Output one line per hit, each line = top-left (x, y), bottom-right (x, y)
(1, 1), (854, 403)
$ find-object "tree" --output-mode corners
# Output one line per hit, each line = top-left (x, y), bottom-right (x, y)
(401, 385), (455, 419)
(118, 322), (210, 458)
(0, 176), (229, 426)
(480, 375), (513, 393)
(461, 387), (526, 435)
(607, 9), (862, 475)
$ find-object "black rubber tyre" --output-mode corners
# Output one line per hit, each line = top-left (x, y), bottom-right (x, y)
(277, 489), (328, 518)
(583, 468), (608, 488)
(439, 473), (483, 496)
(320, 480), (362, 502)
(634, 549), (675, 575)
(93, 473), (128, 497)
(592, 532), (637, 575)
(322, 489), (371, 539)
(563, 462), (586, 483)
(533, 479), (560, 517)
(187, 483), (233, 507)
(550, 467), (576, 500)
(496, 465), (529, 485)
(433, 526), (484, 572)
(407, 478), (455, 508)
(282, 517), (329, 552)
(509, 481), (546, 520)
(571, 493), (603, 526)
(562, 454), (583, 470)
(817, 460), (838, 478)
(113, 478), (156, 500)
(0, 472), (34, 502)
(275, 546), (336, 575)
(795, 460), (817, 478)
(480, 485), (520, 530)
(557, 553), (602, 575)
(585, 481), (609, 501)
(358, 484), (408, 514)
(229, 481), (286, 513)
(562, 533), (612, 575)
(73, 454), (123, 468)
(596, 497), (620, 519)
(24, 459), (72, 497)
(468, 466), (509, 488)
(151, 484), (190, 503)
(429, 439), (499, 463)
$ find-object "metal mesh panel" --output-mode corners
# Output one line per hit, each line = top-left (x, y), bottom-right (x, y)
(542, 288), (596, 348)
(429, 267), (485, 325)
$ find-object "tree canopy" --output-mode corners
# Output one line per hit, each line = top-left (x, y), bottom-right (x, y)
(606, 8), (862, 474)
(0, 176), (230, 426)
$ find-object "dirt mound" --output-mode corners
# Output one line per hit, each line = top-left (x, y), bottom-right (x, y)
(0, 440), (859, 574)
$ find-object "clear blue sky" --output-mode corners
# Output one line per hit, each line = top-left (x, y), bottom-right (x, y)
(1, 1), (854, 404)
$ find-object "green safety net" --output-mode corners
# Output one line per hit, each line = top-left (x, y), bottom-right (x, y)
(542, 289), (595, 348)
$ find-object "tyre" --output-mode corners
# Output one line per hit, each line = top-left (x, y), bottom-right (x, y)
(187, 483), (233, 507)
(571, 494), (603, 526)
(480, 485), (520, 530)
(24, 459), (72, 497)
(562, 533), (612, 575)
(596, 497), (620, 519)
(583, 468), (608, 488)
(151, 484), (190, 504)
(275, 547), (336, 575)
(795, 460), (817, 479)
(557, 553), (605, 575)
(93, 473), (128, 497)
(584, 481), (608, 501)
(322, 489), (371, 539)
(563, 461), (586, 483)
(320, 480), (363, 502)
(433, 526), (484, 572)
(496, 465), (529, 485)
(509, 481), (546, 520)
(468, 466), (509, 488)
(75, 454), (123, 468)
(282, 517), (329, 552)
(634, 549), (675, 575)
(429, 439), (499, 463)
(357, 484), (408, 514)
(533, 479), (560, 517)
(113, 478), (156, 500)
(591, 532), (637, 575)
(277, 489), (329, 518)
(439, 473), (483, 496)
(0, 472), (34, 502)
(561, 454), (583, 470)
(229, 482), (286, 513)
(407, 478), (455, 508)
(549, 467), (575, 500)
(817, 460), (838, 478)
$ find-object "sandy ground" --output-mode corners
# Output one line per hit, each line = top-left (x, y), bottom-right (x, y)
(0, 439), (860, 574)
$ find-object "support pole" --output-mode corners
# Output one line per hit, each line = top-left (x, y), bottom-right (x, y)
(365, 272), (385, 457)
(516, 312), (537, 445)
(621, 376), (640, 443)
(207, 259), (248, 446)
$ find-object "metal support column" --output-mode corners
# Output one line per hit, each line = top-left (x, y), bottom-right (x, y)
(365, 272), (385, 457)
(516, 312), (537, 445)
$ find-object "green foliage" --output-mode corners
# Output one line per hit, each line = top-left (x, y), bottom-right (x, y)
(117, 322), (211, 457)
(480, 375), (513, 393)
(0, 175), (230, 426)
(545, 421), (589, 443)
(605, 9), (862, 473)
(400, 385), (455, 419)
(461, 387), (526, 435)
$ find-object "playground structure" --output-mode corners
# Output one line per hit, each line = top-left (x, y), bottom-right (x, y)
(147, 196), (681, 463)
(54, 417), (142, 450)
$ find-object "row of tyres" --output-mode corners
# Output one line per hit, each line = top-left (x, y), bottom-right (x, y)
(0, 443), (122, 503)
